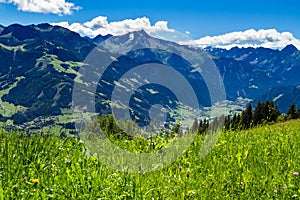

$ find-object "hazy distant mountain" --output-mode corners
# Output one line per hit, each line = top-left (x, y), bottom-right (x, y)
(207, 44), (300, 86)
(0, 23), (299, 125)
(207, 44), (300, 111)
(256, 85), (300, 113)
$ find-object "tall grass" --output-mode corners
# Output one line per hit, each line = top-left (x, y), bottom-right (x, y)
(0, 120), (300, 199)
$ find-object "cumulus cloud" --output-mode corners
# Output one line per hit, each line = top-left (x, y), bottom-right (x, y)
(51, 16), (175, 38)
(180, 29), (300, 50)
(51, 16), (300, 50)
(0, 0), (80, 15)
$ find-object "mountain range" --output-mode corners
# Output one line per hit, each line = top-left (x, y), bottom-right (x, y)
(0, 23), (299, 127)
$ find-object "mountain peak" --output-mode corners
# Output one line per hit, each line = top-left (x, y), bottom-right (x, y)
(134, 29), (148, 35)
(281, 44), (298, 55)
(128, 29), (150, 39)
(92, 33), (113, 45)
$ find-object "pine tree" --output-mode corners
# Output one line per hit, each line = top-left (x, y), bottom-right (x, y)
(231, 113), (241, 130)
(198, 119), (209, 134)
(269, 104), (281, 122)
(241, 103), (252, 129)
(262, 101), (270, 122)
(224, 115), (231, 130)
(253, 102), (264, 125)
(287, 103), (297, 119)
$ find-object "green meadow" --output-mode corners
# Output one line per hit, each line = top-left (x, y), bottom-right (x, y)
(1, 120), (300, 199)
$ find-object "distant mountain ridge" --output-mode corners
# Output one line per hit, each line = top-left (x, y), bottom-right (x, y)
(0, 23), (299, 126)
(207, 44), (300, 111)
(256, 85), (300, 112)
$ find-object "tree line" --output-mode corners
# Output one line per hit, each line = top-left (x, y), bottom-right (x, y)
(87, 101), (300, 138)
(224, 101), (300, 131)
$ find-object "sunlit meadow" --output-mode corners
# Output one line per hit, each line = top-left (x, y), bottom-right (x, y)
(1, 120), (300, 199)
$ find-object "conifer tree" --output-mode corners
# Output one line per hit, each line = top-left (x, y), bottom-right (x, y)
(262, 101), (270, 122)
(253, 102), (264, 125)
(224, 115), (231, 130)
(241, 103), (252, 129)
(269, 104), (281, 122)
(287, 103), (297, 119)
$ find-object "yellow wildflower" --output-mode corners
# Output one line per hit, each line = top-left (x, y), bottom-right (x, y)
(187, 190), (195, 195)
(32, 179), (39, 184)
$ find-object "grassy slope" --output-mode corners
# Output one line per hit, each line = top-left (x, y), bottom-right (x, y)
(0, 120), (300, 199)
(0, 76), (27, 117)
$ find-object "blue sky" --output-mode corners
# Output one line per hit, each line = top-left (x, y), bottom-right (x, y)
(1, 0), (300, 49)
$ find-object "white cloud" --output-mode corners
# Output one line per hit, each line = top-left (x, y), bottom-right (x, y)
(0, 0), (80, 15)
(51, 16), (175, 38)
(51, 16), (300, 50)
(180, 29), (300, 50)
